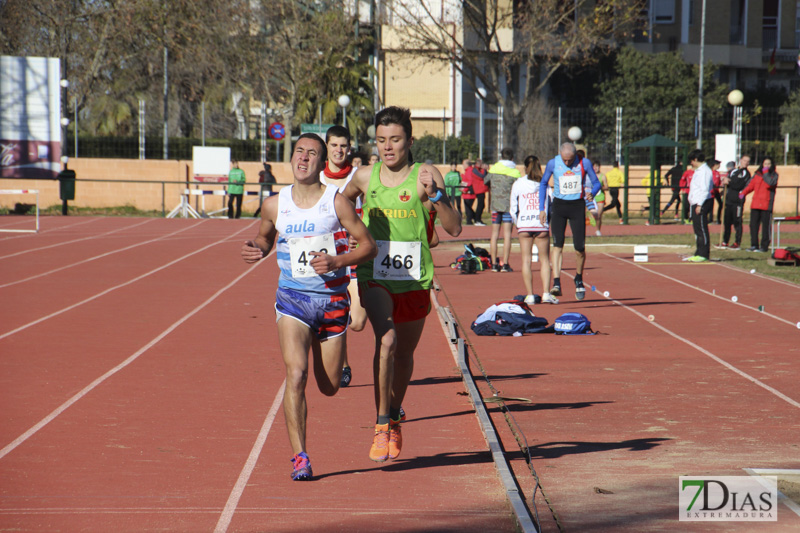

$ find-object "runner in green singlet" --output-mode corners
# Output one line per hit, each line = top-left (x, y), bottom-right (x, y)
(344, 106), (462, 463)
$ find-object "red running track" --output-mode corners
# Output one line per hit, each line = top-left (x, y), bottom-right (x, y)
(431, 238), (800, 532)
(0, 217), (516, 532)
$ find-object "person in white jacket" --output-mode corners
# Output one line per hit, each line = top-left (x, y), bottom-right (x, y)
(686, 150), (714, 262)
(510, 155), (558, 304)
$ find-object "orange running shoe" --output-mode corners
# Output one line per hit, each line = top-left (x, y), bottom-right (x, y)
(388, 419), (402, 460)
(369, 423), (390, 462)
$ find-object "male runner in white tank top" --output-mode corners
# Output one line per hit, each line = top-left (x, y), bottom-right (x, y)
(241, 133), (376, 481)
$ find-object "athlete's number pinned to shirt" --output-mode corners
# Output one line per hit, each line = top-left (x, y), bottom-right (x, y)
(559, 171), (581, 196)
(289, 233), (336, 277)
(374, 240), (421, 281)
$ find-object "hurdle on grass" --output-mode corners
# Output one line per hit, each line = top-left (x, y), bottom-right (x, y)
(0, 189), (40, 233)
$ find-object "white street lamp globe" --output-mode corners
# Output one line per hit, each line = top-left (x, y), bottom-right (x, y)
(61, 156), (69, 164)
(367, 124), (376, 139)
(60, 117), (70, 127)
(337, 95), (351, 108)
(728, 89), (744, 106)
(567, 126), (582, 141)
(60, 79), (69, 88)
(477, 87), (487, 99)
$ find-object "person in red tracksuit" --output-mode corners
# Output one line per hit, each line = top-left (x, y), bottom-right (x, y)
(679, 167), (694, 224)
(740, 157), (779, 252)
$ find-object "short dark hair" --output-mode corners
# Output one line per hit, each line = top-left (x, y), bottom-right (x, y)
(500, 147), (514, 161)
(375, 106), (412, 140)
(325, 125), (351, 143)
(296, 133), (327, 162)
(688, 149), (705, 163)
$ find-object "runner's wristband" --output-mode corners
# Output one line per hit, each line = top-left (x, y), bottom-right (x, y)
(429, 190), (443, 203)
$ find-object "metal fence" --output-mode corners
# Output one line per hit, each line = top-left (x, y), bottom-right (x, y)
(62, 103), (799, 166)
(559, 106), (794, 166)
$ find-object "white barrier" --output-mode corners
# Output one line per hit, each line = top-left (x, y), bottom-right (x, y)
(0, 189), (39, 233)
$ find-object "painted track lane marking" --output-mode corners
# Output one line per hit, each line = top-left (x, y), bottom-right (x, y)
(214, 379), (285, 533)
(716, 261), (800, 292)
(0, 252), (269, 460)
(0, 221), (204, 288)
(605, 253), (799, 329)
(0, 219), (154, 259)
(578, 276), (800, 410)
(0, 217), (100, 242)
(0, 223), (254, 340)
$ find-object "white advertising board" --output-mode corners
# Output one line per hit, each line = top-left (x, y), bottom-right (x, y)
(192, 146), (230, 183)
(0, 56), (62, 179)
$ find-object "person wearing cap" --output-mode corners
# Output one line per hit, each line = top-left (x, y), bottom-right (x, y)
(721, 156), (751, 249)
(684, 150), (714, 262)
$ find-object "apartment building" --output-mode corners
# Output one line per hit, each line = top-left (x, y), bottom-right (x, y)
(627, 0), (797, 91)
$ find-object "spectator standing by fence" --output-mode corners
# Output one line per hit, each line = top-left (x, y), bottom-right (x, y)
(604, 161), (624, 223)
(679, 166), (694, 224)
(471, 159), (489, 226)
(685, 150), (713, 262)
(227, 160), (246, 219)
(254, 162), (276, 218)
(741, 157), (779, 252)
(721, 156), (751, 250)
(444, 163), (463, 213)
(461, 160), (477, 225)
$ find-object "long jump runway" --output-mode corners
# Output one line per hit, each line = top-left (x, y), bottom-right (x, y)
(0, 217), (515, 532)
(431, 240), (800, 532)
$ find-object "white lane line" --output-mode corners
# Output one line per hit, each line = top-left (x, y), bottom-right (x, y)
(605, 253), (799, 329)
(744, 468), (800, 518)
(573, 271), (800, 410)
(0, 221), (205, 289)
(0, 252), (268, 461)
(214, 380), (285, 533)
(716, 261), (800, 292)
(0, 218), (156, 260)
(0, 223), (255, 340)
(0, 217), (100, 242)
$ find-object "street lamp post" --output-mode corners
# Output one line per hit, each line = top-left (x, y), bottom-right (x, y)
(338, 94), (351, 129)
(728, 90), (744, 160)
(477, 87), (487, 160)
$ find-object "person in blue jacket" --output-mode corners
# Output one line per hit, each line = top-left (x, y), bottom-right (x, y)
(539, 142), (601, 300)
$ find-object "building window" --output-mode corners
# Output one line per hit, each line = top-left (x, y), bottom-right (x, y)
(653, 0), (675, 24)
(796, 1), (800, 47)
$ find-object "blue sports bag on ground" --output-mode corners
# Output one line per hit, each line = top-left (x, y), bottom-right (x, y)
(553, 313), (594, 335)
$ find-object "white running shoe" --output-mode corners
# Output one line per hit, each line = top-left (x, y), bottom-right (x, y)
(542, 292), (559, 304)
(524, 294), (536, 305)
(595, 230), (602, 236)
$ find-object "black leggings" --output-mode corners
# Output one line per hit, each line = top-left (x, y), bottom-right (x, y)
(228, 194), (243, 219)
(605, 187), (622, 218)
(550, 198), (586, 252)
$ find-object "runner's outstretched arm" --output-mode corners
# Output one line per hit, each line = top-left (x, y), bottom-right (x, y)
(242, 195), (278, 263)
(419, 164), (462, 237)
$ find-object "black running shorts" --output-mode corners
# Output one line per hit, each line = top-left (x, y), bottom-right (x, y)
(550, 198), (586, 252)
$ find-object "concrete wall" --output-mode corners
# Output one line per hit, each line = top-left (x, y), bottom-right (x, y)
(2, 159), (799, 216)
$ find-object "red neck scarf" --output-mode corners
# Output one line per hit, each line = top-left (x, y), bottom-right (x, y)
(323, 161), (352, 180)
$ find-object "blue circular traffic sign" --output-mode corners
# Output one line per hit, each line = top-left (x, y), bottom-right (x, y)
(269, 122), (285, 140)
